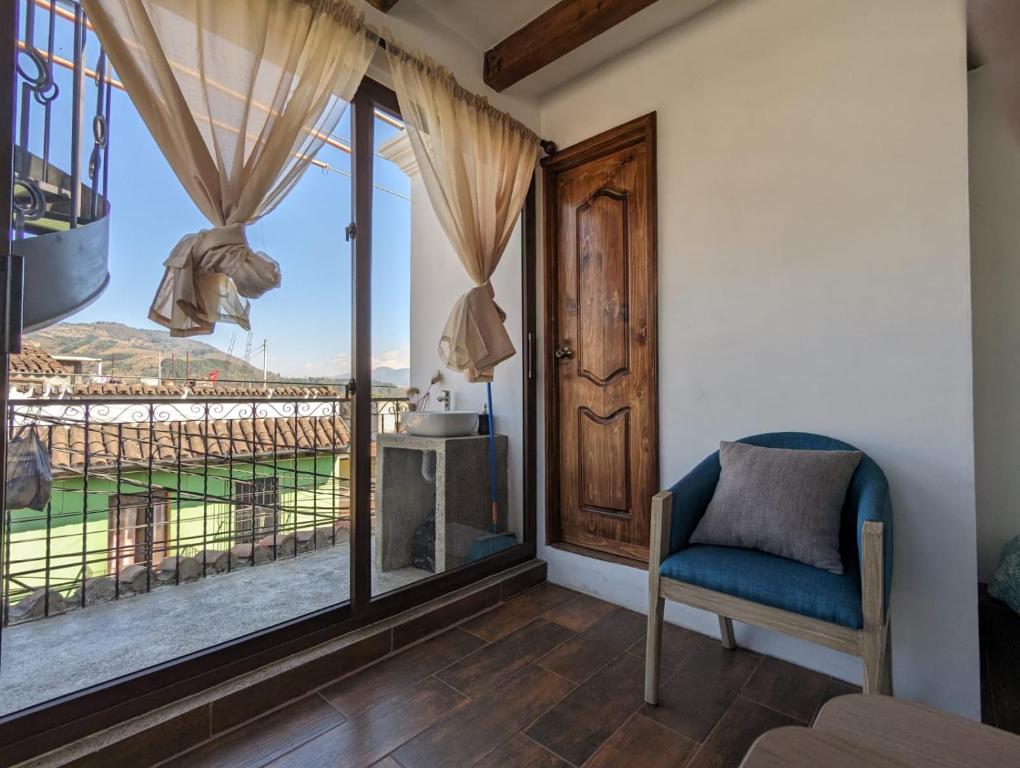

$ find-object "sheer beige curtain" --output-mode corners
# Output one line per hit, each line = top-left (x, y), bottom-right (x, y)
(387, 50), (538, 382)
(82, 0), (375, 336)
(971, 0), (1020, 146)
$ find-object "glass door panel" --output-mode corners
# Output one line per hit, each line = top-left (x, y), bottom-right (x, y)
(0, 0), (355, 715)
(367, 107), (526, 599)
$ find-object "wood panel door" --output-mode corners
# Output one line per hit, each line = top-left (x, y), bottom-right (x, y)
(107, 492), (169, 571)
(543, 114), (658, 562)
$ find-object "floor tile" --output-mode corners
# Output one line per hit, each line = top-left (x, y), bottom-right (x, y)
(526, 652), (646, 766)
(537, 607), (645, 684)
(740, 656), (832, 722)
(320, 628), (484, 717)
(541, 592), (614, 632)
(436, 618), (573, 697)
(268, 678), (464, 768)
(686, 697), (797, 768)
(393, 665), (574, 768)
(503, 583), (576, 619)
(585, 713), (698, 768)
(165, 695), (345, 768)
(461, 604), (536, 642)
(813, 678), (861, 723)
(629, 621), (713, 671)
(473, 734), (570, 767)
(640, 642), (762, 742)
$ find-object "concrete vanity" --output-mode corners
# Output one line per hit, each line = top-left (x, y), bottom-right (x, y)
(375, 432), (510, 573)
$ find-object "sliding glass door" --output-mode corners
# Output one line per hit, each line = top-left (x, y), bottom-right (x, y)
(352, 82), (530, 606)
(1, 0), (362, 715)
(0, 0), (535, 732)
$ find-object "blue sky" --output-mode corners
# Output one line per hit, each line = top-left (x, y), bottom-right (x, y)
(23, 12), (411, 380)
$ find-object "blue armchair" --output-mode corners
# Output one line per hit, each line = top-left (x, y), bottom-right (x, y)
(644, 433), (893, 704)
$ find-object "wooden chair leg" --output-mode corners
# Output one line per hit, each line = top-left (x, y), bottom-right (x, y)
(880, 622), (893, 696)
(645, 593), (665, 705)
(860, 521), (885, 695)
(861, 628), (883, 695)
(718, 615), (736, 650)
(645, 491), (672, 706)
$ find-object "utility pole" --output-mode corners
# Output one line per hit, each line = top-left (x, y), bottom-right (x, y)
(157, 351), (162, 384)
(262, 339), (268, 385)
(185, 350), (190, 380)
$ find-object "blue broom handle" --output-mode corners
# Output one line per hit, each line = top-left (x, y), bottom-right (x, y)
(486, 382), (497, 530)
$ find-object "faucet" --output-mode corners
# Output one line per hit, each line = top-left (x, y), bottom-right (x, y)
(437, 389), (451, 411)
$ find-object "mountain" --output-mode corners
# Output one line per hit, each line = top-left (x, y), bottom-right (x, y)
(371, 366), (410, 387)
(27, 322), (280, 383)
(27, 322), (413, 393)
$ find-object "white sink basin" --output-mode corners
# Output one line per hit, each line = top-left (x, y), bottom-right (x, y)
(403, 410), (477, 437)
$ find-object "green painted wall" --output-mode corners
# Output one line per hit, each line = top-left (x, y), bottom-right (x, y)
(4, 454), (351, 600)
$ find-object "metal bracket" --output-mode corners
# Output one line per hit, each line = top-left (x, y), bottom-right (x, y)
(344, 222), (357, 242)
(344, 378), (357, 398)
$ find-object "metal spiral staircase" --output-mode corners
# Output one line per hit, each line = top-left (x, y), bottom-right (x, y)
(11, 0), (111, 336)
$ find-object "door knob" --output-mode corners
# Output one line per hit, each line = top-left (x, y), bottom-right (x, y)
(554, 345), (573, 360)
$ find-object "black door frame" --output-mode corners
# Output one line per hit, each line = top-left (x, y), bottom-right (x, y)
(0, 13), (539, 754)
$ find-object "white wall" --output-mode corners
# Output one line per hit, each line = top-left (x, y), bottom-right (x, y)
(403, 156), (527, 539)
(537, 0), (979, 717)
(970, 66), (1020, 582)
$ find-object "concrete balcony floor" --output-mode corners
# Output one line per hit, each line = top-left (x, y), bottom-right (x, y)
(0, 539), (428, 717)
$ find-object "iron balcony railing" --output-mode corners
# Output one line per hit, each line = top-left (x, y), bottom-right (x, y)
(1, 392), (410, 626)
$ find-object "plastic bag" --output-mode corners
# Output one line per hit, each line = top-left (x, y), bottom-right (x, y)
(5, 428), (52, 510)
(989, 535), (1020, 614)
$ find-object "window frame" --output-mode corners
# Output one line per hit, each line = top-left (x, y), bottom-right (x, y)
(233, 476), (280, 544)
(106, 490), (171, 571)
(0, 68), (538, 751)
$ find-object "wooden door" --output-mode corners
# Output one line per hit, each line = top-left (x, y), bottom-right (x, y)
(544, 114), (658, 562)
(108, 492), (169, 570)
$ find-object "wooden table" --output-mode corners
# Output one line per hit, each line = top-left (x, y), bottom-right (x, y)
(740, 695), (1020, 768)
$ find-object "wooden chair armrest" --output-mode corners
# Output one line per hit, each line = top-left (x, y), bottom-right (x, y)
(649, 490), (674, 571)
(860, 520), (885, 631)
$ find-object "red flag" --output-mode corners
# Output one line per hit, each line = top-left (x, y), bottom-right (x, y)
(209, 370), (220, 383)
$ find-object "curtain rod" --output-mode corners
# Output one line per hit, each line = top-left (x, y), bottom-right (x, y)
(370, 33), (556, 157)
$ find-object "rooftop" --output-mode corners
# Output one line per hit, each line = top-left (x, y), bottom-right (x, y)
(8, 341), (67, 377)
(36, 413), (352, 474)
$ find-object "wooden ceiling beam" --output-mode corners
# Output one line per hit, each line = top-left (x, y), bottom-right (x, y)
(484, 0), (661, 92)
(364, 0), (399, 12)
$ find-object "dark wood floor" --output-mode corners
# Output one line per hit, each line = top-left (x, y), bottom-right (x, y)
(980, 585), (1020, 735)
(160, 583), (860, 768)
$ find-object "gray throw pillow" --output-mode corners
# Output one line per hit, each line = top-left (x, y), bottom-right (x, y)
(689, 441), (862, 574)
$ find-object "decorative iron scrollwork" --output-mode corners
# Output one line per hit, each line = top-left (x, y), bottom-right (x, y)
(12, 176), (46, 221)
(16, 45), (59, 105)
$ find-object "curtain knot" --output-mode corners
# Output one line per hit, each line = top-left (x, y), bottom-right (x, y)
(478, 281), (506, 322)
(149, 224), (281, 337)
(438, 283), (514, 383)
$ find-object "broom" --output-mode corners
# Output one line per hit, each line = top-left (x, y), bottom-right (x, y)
(469, 382), (516, 560)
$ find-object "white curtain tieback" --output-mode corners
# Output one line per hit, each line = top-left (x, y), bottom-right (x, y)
(150, 224), (281, 337)
(438, 282), (515, 383)
(164, 224), (281, 298)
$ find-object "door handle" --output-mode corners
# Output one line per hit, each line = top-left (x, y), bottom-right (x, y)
(553, 344), (573, 360)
